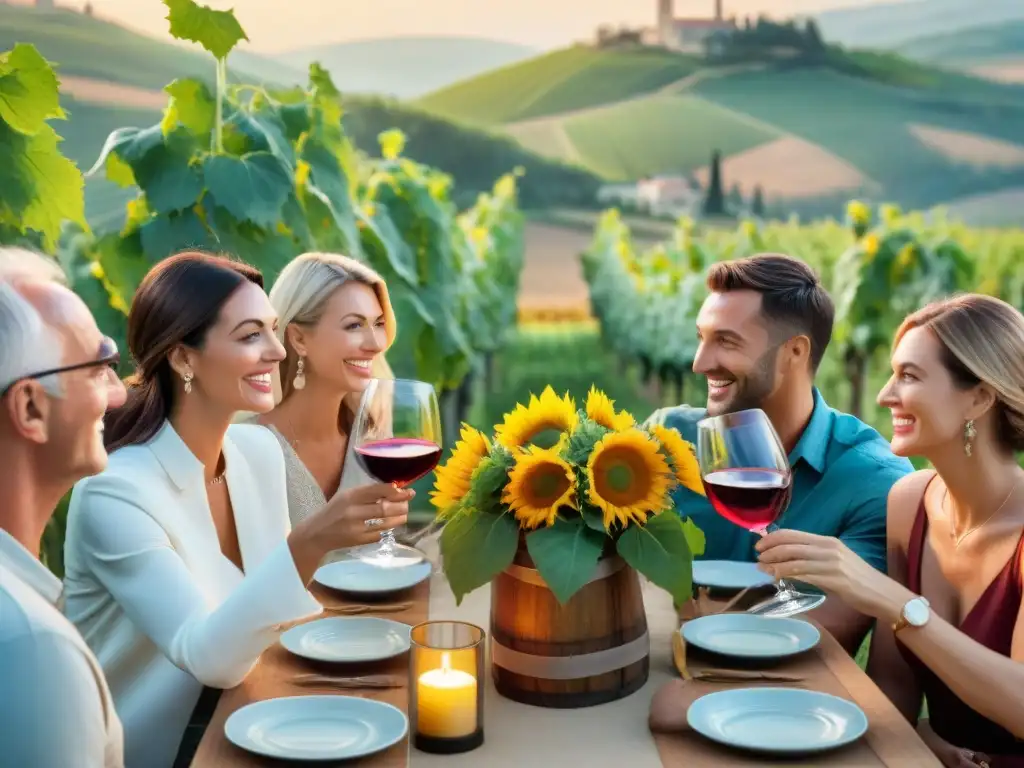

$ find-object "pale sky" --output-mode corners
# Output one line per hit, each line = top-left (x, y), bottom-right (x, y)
(72, 0), (900, 52)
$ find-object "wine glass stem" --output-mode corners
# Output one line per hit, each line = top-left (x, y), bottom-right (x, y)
(757, 526), (798, 600)
(379, 528), (396, 557)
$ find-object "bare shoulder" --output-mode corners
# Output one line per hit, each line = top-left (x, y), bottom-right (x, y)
(886, 469), (935, 547)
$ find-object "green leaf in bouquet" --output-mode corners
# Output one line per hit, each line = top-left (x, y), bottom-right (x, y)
(681, 516), (705, 557)
(204, 152), (292, 229)
(525, 516), (605, 605)
(164, 0), (248, 61)
(440, 509), (519, 605)
(615, 510), (693, 605)
(565, 418), (609, 465)
(0, 43), (64, 136)
(466, 448), (514, 512)
(160, 78), (216, 138)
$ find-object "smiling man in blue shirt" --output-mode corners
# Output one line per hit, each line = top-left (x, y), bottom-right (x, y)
(648, 254), (912, 654)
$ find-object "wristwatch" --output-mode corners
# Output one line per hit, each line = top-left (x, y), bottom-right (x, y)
(892, 596), (930, 634)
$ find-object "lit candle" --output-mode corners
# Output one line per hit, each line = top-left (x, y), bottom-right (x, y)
(416, 651), (478, 739)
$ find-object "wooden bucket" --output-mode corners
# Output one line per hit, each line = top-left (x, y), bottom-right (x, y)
(489, 538), (649, 708)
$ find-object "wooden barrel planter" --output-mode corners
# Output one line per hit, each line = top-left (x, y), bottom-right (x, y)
(489, 538), (649, 708)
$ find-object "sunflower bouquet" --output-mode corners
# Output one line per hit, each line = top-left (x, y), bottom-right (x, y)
(432, 386), (706, 606)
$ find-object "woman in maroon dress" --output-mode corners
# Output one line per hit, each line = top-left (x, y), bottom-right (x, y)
(757, 294), (1024, 768)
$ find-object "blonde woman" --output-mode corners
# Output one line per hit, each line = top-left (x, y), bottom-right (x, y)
(757, 294), (1024, 767)
(255, 252), (398, 525)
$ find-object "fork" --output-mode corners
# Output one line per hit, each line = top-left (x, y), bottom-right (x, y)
(326, 602), (413, 615)
(293, 674), (402, 689)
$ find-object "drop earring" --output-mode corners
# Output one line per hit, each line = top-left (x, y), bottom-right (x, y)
(963, 419), (976, 456)
(183, 372), (193, 395)
(293, 357), (306, 391)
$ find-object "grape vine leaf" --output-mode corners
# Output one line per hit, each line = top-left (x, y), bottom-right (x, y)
(525, 516), (605, 605)
(134, 142), (204, 213)
(163, 0), (248, 60)
(0, 120), (87, 250)
(204, 152), (292, 229)
(139, 208), (212, 262)
(0, 43), (64, 135)
(161, 78), (215, 137)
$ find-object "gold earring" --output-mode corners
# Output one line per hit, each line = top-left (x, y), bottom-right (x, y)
(964, 419), (976, 456)
(183, 372), (193, 395)
(293, 357), (306, 391)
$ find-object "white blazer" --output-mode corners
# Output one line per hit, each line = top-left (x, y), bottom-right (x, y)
(62, 421), (324, 768)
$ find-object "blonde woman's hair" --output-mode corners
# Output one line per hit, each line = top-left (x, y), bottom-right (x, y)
(895, 293), (1024, 453)
(268, 252), (397, 421)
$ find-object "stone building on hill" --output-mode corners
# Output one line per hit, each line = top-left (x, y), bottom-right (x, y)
(652, 0), (736, 54)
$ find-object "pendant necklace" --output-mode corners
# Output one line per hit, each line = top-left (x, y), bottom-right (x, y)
(944, 475), (1022, 547)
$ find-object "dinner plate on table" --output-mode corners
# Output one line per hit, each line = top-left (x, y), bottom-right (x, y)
(225, 695), (408, 761)
(314, 558), (432, 595)
(687, 687), (868, 756)
(681, 613), (820, 659)
(280, 616), (412, 663)
(692, 560), (774, 590)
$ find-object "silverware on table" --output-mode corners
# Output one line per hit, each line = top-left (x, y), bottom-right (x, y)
(691, 670), (805, 683)
(326, 602), (413, 615)
(293, 674), (403, 689)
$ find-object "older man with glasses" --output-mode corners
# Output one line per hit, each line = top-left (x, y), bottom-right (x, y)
(0, 247), (127, 767)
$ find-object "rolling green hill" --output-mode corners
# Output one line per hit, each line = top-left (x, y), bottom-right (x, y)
(418, 45), (703, 126)
(417, 40), (1024, 218)
(898, 20), (1024, 66)
(0, 4), (302, 89)
(277, 36), (538, 99)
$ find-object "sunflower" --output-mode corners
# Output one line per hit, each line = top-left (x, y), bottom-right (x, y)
(586, 429), (673, 529)
(585, 386), (635, 431)
(502, 446), (577, 529)
(494, 386), (578, 451)
(650, 424), (705, 497)
(430, 424), (491, 516)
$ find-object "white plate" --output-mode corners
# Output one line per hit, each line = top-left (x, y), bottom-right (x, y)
(314, 558), (432, 595)
(224, 695), (408, 761)
(692, 560), (775, 590)
(687, 687), (868, 755)
(280, 617), (411, 663)
(681, 613), (820, 659)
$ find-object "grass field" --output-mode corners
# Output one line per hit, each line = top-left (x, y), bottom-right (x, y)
(560, 95), (780, 181)
(418, 45), (703, 126)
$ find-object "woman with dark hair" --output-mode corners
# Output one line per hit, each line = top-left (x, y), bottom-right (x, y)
(61, 251), (412, 768)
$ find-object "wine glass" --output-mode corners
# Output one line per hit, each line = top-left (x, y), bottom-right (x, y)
(695, 408), (826, 618)
(349, 378), (443, 569)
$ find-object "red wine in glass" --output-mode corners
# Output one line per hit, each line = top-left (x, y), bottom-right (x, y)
(355, 438), (442, 487)
(350, 378), (442, 568)
(703, 468), (791, 535)
(696, 408), (824, 618)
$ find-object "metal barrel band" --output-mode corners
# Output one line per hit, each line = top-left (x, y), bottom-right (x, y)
(503, 555), (625, 589)
(490, 632), (650, 680)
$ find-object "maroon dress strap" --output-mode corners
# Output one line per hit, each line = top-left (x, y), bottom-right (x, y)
(897, 473), (1024, 765)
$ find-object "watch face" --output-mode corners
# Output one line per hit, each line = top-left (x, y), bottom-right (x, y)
(905, 598), (930, 626)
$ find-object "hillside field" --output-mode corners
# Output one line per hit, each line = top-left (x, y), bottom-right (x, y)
(420, 41), (1024, 221)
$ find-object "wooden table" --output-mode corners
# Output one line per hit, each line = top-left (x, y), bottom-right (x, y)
(192, 565), (940, 767)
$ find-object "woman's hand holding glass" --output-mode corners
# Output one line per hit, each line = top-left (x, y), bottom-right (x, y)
(287, 482), (413, 583)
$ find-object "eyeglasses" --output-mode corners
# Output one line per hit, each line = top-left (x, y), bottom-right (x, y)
(1, 336), (121, 398)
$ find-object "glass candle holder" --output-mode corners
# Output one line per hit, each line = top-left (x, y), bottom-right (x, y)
(409, 620), (485, 754)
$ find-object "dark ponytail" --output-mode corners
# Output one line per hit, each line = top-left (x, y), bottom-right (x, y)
(103, 251), (263, 452)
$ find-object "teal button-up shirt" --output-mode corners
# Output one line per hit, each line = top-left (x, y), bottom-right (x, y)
(648, 389), (913, 573)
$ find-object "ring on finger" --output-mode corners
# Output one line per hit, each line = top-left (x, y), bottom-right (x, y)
(365, 518), (385, 529)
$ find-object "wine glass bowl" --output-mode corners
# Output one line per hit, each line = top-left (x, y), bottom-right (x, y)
(696, 409), (824, 618)
(350, 378), (442, 568)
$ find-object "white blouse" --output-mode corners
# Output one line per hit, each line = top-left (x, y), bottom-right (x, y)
(62, 421), (323, 768)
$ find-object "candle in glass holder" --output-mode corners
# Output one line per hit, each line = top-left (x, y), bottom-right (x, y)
(417, 652), (477, 738)
(409, 620), (485, 754)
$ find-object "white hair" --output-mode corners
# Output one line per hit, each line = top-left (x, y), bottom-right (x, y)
(0, 248), (67, 395)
